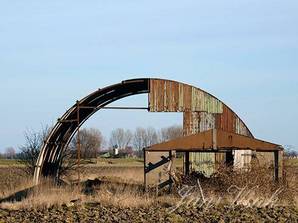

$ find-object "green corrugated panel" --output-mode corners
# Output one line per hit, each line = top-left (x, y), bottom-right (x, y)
(190, 152), (215, 177)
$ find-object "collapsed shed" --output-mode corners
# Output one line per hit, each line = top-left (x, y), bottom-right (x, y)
(144, 129), (283, 190)
(144, 79), (284, 190)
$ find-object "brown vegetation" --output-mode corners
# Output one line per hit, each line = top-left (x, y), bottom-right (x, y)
(0, 158), (297, 222)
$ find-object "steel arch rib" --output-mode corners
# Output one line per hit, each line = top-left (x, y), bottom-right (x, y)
(33, 78), (150, 184)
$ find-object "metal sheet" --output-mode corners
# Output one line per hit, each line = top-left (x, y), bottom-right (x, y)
(191, 152), (215, 177)
(215, 105), (235, 133)
(147, 129), (281, 152)
(199, 112), (215, 132)
(183, 111), (200, 136)
(149, 79), (223, 113)
(234, 150), (252, 169)
(149, 78), (280, 176)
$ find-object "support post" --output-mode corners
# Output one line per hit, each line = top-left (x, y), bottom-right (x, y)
(76, 100), (81, 184)
(168, 151), (173, 193)
(185, 152), (190, 175)
(274, 151), (279, 182)
(143, 148), (147, 192)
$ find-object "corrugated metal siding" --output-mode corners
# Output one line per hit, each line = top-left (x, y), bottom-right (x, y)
(215, 105), (235, 133)
(234, 117), (252, 168)
(149, 79), (275, 176)
(199, 112), (215, 131)
(191, 152), (215, 177)
(149, 79), (223, 113)
(183, 111), (216, 175)
(183, 111), (200, 136)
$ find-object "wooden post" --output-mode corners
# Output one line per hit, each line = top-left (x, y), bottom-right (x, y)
(143, 149), (147, 192)
(274, 151), (279, 182)
(185, 152), (190, 175)
(168, 151), (173, 193)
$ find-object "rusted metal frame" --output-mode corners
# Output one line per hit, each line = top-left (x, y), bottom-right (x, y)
(76, 101), (81, 184)
(57, 119), (77, 123)
(74, 105), (149, 110)
(144, 155), (171, 174)
(34, 79), (150, 184)
(101, 106), (149, 110)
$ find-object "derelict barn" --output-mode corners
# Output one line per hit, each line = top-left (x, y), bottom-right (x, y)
(33, 78), (283, 188)
(144, 79), (283, 190)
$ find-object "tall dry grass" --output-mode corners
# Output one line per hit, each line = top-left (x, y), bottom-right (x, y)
(178, 161), (298, 207)
(0, 160), (297, 210)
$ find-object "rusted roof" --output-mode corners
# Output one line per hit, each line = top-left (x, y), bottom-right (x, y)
(146, 129), (282, 152)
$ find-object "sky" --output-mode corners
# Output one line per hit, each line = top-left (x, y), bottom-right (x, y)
(0, 1), (297, 152)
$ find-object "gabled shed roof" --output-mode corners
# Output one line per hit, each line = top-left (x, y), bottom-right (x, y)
(146, 129), (282, 152)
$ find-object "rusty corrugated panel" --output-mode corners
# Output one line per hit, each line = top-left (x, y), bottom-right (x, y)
(234, 116), (252, 168)
(183, 111), (200, 136)
(199, 112), (215, 132)
(149, 79), (262, 174)
(235, 117), (250, 136)
(149, 79), (223, 113)
(184, 84), (192, 111)
(215, 153), (225, 168)
(191, 152), (215, 177)
(147, 129), (281, 152)
(184, 111), (216, 175)
(178, 83), (184, 110)
(215, 105), (235, 133)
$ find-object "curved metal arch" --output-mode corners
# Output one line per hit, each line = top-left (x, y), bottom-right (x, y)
(33, 77), (253, 184)
(33, 78), (150, 184)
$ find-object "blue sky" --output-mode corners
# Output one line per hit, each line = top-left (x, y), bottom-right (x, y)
(0, 1), (297, 151)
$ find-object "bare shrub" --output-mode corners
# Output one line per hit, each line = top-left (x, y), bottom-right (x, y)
(18, 126), (50, 176)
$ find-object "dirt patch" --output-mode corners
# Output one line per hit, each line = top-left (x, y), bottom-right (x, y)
(0, 203), (297, 223)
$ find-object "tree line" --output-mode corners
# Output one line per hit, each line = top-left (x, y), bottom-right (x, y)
(0, 125), (183, 175)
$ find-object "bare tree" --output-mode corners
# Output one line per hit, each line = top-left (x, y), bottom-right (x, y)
(159, 125), (183, 142)
(4, 147), (16, 159)
(70, 128), (104, 160)
(146, 127), (159, 146)
(133, 127), (158, 157)
(133, 127), (147, 151)
(19, 126), (50, 175)
(109, 128), (132, 150)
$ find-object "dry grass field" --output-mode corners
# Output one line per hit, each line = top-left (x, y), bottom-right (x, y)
(0, 158), (297, 222)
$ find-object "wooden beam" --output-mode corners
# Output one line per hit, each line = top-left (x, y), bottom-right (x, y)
(274, 151), (279, 182)
(158, 179), (173, 190)
(145, 155), (171, 173)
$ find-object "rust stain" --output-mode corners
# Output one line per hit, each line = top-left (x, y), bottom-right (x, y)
(149, 79), (223, 113)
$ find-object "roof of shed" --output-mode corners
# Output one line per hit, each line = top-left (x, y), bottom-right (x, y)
(146, 129), (282, 152)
